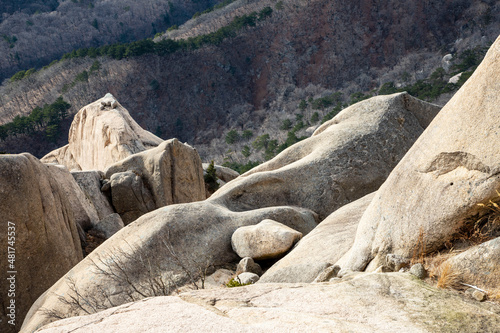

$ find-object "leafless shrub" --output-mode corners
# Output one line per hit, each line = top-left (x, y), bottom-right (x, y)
(41, 235), (214, 321)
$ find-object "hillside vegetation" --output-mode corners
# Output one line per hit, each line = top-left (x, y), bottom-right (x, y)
(0, 0), (498, 168)
(0, 0), (227, 82)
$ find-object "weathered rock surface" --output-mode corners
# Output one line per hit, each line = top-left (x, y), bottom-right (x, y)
(409, 263), (427, 280)
(260, 193), (375, 283)
(210, 92), (440, 220)
(441, 236), (500, 292)
(236, 272), (259, 285)
(35, 273), (500, 333)
(385, 254), (411, 272)
(41, 144), (81, 171)
(22, 202), (317, 333)
(313, 264), (341, 283)
(231, 219), (303, 260)
(93, 213), (125, 239)
(340, 35), (500, 273)
(236, 257), (263, 276)
(41, 94), (163, 171)
(0, 154), (83, 333)
(104, 139), (206, 223)
(71, 170), (114, 221)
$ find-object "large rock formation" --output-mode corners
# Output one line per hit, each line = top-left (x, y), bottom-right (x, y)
(260, 192), (375, 283)
(42, 93), (163, 171)
(0, 154), (83, 333)
(34, 273), (500, 333)
(21, 202), (317, 333)
(42, 95), (206, 224)
(340, 35), (500, 272)
(22, 91), (442, 331)
(210, 92), (440, 220)
(104, 139), (206, 223)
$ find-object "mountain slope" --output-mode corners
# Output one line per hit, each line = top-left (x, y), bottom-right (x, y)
(0, 0), (498, 163)
(0, 0), (227, 82)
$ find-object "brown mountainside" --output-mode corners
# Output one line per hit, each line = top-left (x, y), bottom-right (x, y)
(0, 0), (498, 162)
(0, 0), (226, 82)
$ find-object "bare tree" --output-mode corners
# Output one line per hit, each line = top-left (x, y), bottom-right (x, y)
(41, 235), (215, 321)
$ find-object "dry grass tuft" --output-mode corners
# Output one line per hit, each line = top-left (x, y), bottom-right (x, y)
(450, 193), (500, 248)
(424, 251), (458, 280)
(436, 262), (461, 289)
(489, 289), (500, 301)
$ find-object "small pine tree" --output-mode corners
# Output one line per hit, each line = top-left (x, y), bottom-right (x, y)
(298, 99), (307, 111)
(204, 160), (220, 192)
(225, 130), (240, 144)
(242, 145), (251, 157)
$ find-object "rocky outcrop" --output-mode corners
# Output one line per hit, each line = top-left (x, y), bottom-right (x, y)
(34, 273), (500, 333)
(0, 154), (83, 333)
(260, 193), (375, 283)
(340, 35), (500, 273)
(104, 139), (206, 223)
(23, 91), (441, 331)
(210, 92), (440, 220)
(231, 219), (302, 260)
(21, 202), (317, 333)
(41, 94), (163, 171)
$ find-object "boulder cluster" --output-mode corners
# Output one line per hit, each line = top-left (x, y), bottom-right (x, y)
(2, 36), (500, 333)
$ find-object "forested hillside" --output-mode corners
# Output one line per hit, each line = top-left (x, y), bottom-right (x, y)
(0, 0), (226, 82)
(0, 0), (498, 168)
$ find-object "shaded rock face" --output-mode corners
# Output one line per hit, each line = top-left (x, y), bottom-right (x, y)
(93, 213), (125, 240)
(0, 154), (83, 333)
(231, 219), (303, 260)
(71, 171), (114, 221)
(41, 94), (163, 171)
(34, 273), (500, 333)
(202, 163), (240, 184)
(210, 92), (441, 220)
(47, 165), (100, 231)
(109, 171), (156, 224)
(21, 202), (317, 333)
(340, 35), (500, 273)
(236, 257), (262, 276)
(104, 138), (206, 223)
(260, 192), (375, 284)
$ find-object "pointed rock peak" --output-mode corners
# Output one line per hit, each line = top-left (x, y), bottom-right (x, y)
(42, 94), (163, 171)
